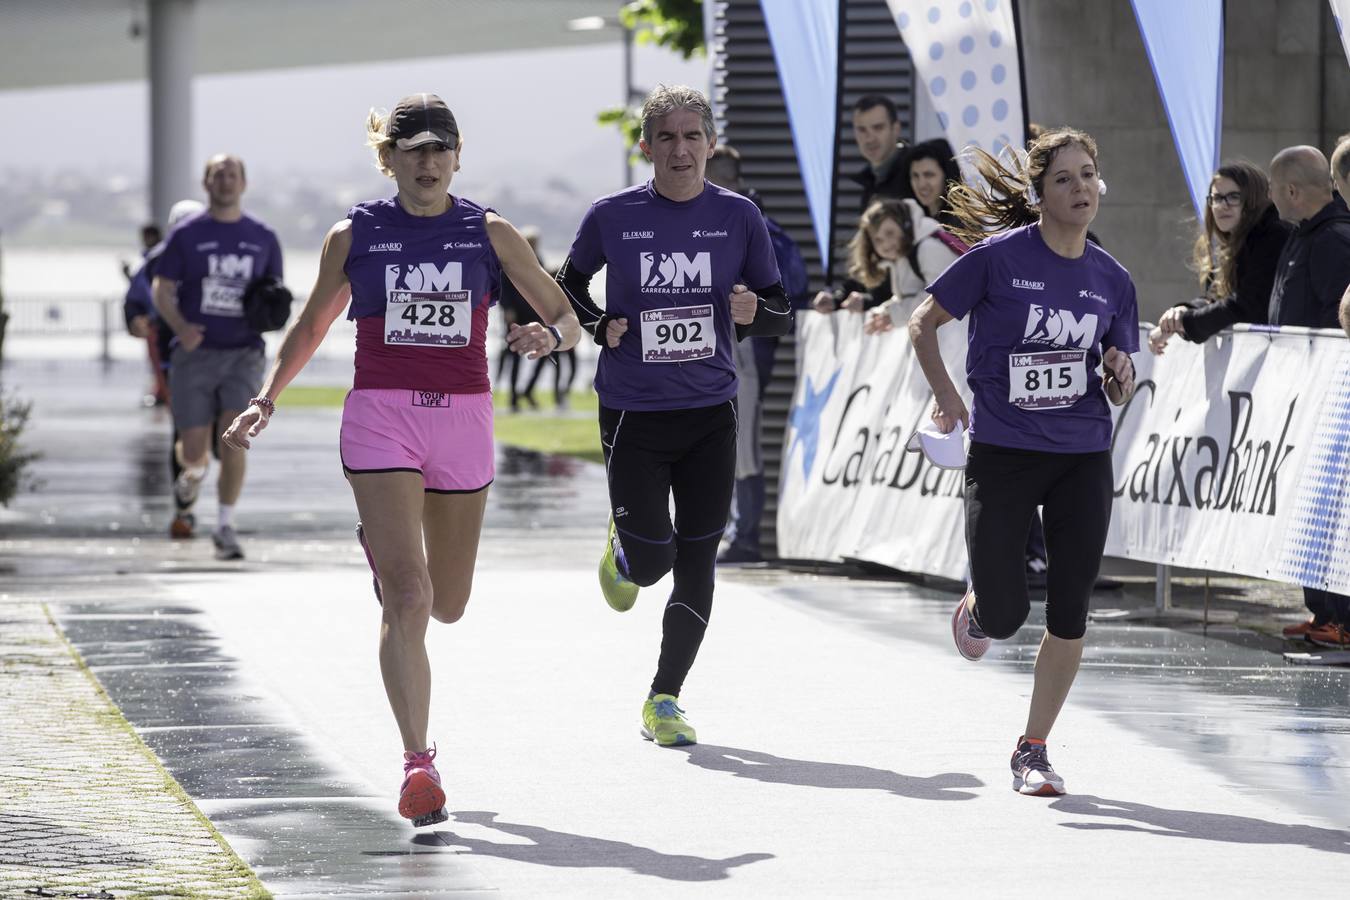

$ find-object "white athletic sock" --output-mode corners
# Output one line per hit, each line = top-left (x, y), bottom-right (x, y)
(218, 504), (235, 530)
(181, 463), (207, 483)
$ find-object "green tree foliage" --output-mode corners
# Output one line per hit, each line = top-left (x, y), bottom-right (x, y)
(623, 0), (705, 59)
(598, 0), (706, 158)
(0, 394), (39, 506)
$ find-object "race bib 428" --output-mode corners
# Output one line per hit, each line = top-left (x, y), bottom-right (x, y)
(640, 305), (716, 363)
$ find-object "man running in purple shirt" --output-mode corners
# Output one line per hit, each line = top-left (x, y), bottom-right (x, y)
(557, 85), (792, 746)
(153, 155), (283, 559)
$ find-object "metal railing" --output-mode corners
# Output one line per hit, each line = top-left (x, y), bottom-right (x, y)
(2, 295), (120, 363)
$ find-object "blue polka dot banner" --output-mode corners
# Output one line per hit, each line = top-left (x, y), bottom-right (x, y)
(885, 0), (1025, 173)
(1106, 326), (1350, 595)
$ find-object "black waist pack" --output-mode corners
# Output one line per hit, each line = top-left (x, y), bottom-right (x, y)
(242, 276), (293, 333)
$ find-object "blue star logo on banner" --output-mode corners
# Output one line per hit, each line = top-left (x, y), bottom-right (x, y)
(787, 368), (841, 480)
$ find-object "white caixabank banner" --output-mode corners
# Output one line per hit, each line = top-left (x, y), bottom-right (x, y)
(1107, 326), (1350, 594)
(779, 316), (1350, 594)
(777, 311), (972, 581)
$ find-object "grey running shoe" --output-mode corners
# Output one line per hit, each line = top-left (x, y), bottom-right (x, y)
(212, 525), (244, 561)
(1010, 737), (1066, 796)
(173, 470), (203, 509)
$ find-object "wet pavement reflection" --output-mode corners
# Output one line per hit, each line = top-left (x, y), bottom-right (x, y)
(769, 580), (1350, 828)
(55, 601), (490, 896)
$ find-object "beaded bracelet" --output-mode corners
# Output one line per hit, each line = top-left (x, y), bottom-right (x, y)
(248, 396), (276, 418)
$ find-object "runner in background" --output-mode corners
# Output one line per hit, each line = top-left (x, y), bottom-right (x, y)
(152, 155), (281, 559)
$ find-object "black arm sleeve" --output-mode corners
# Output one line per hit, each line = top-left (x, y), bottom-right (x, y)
(1178, 297), (1243, 343)
(737, 282), (794, 341)
(555, 256), (612, 346)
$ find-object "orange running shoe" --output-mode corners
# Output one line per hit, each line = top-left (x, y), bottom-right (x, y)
(1282, 617), (1322, 639)
(398, 745), (447, 827)
(1307, 622), (1350, 649)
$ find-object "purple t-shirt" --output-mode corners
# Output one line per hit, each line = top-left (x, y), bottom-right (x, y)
(566, 180), (781, 411)
(156, 211), (283, 349)
(927, 224), (1140, 453)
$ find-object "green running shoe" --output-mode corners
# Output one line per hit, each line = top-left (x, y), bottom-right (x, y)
(598, 516), (639, 612)
(641, 693), (697, 746)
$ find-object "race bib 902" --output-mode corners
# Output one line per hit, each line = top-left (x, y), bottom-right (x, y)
(640, 305), (716, 363)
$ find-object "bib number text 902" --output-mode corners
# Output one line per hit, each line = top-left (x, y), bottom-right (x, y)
(654, 321), (703, 345)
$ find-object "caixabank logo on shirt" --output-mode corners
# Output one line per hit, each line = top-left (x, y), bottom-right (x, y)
(1022, 304), (1098, 349)
(386, 261), (463, 294)
(639, 251), (711, 293)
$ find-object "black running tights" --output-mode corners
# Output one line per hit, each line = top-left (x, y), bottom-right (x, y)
(599, 400), (737, 698)
(965, 442), (1114, 641)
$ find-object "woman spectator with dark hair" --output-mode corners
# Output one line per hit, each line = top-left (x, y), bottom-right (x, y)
(1149, 161), (1290, 353)
(905, 138), (964, 230)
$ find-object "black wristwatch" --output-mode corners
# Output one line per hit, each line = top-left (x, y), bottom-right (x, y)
(545, 324), (563, 350)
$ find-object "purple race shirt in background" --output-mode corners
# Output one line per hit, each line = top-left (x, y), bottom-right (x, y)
(566, 180), (780, 411)
(927, 224), (1140, 453)
(155, 211), (283, 349)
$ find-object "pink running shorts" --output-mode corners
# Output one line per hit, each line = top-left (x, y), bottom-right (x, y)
(340, 389), (494, 493)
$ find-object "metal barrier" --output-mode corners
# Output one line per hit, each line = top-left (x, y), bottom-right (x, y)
(2, 295), (118, 362)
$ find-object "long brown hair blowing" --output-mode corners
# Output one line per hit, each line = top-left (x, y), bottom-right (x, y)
(945, 127), (1100, 246)
(1189, 162), (1271, 300)
(847, 198), (915, 289)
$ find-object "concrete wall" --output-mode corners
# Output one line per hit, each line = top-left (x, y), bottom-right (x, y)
(1020, 0), (1350, 319)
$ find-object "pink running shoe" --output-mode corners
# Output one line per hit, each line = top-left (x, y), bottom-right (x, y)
(399, 745), (447, 827)
(355, 522), (383, 606)
(951, 591), (991, 661)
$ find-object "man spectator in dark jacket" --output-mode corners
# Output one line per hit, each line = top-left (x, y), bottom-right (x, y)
(1267, 144), (1350, 648)
(848, 95), (912, 211)
(1268, 146), (1350, 329)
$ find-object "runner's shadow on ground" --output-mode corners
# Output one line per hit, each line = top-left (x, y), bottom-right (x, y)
(1051, 795), (1350, 854)
(414, 810), (773, 881)
(677, 744), (983, 800)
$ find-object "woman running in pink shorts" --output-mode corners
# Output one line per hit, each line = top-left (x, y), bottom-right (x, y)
(222, 93), (580, 827)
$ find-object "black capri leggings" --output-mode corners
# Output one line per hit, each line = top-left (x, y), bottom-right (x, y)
(965, 442), (1114, 641)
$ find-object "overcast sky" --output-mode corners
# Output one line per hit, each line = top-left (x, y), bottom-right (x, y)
(0, 41), (708, 199)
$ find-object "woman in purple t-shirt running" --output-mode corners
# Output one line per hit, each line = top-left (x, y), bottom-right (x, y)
(908, 128), (1138, 797)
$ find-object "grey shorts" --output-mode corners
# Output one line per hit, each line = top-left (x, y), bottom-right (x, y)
(169, 344), (265, 430)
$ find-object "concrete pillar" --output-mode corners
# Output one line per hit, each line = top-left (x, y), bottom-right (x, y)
(148, 0), (197, 229)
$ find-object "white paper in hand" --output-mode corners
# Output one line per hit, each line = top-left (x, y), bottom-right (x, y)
(905, 421), (969, 469)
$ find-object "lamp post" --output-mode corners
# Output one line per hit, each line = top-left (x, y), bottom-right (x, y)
(568, 15), (637, 187)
